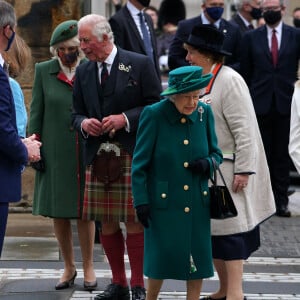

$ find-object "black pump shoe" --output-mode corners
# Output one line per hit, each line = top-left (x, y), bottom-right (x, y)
(84, 280), (98, 291)
(199, 296), (226, 300)
(55, 270), (77, 290)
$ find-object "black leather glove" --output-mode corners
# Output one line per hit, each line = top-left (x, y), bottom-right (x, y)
(187, 158), (209, 174)
(136, 204), (151, 228)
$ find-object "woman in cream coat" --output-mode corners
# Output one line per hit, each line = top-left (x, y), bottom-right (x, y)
(289, 65), (300, 174)
(185, 25), (276, 300)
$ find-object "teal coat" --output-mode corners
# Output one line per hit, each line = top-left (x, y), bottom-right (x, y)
(132, 99), (222, 280)
(29, 59), (85, 218)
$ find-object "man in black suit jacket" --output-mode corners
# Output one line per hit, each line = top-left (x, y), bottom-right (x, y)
(72, 14), (161, 300)
(168, 0), (241, 71)
(230, 0), (262, 34)
(240, 0), (300, 217)
(109, 0), (161, 79)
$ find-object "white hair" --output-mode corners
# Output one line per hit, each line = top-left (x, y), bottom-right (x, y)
(78, 14), (114, 42)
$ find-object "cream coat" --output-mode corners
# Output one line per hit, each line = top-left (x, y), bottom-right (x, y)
(289, 80), (300, 174)
(200, 65), (276, 236)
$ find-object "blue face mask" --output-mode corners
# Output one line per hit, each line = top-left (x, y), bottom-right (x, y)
(206, 7), (224, 21)
(4, 29), (15, 52)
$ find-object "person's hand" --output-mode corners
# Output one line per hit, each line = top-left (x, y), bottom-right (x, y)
(23, 137), (42, 163)
(232, 174), (249, 193)
(81, 118), (103, 136)
(187, 158), (209, 174)
(102, 114), (127, 137)
(135, 204), (151, 228)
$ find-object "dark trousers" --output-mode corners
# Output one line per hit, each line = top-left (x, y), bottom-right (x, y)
(256, 108), (290, 209)
(0, 202), (9, 257)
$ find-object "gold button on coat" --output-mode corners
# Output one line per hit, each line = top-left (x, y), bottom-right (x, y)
(181, 117), (186, 123)
(161, 193), (167, 199)
(184, 207), (190, 213)
(183, 139), (189, 145)
(184, 185), (189, 190)
(184, 162), (189, 168)
(203, 191), (208, 196)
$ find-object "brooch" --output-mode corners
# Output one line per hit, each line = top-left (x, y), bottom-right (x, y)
(118, 63), (131, 72)
(198, 106), (204, 122)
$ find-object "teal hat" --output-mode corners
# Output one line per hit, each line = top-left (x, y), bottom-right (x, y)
(50, 20), (78, 46)
(161, 66), (212, 96)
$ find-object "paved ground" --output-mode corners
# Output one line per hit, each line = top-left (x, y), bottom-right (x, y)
(0, 190), (299, 299)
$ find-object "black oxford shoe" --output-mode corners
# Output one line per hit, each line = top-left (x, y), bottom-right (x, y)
(276, 206), (291, 217)
(131, 286), (146, 300)
(94, 283), (130, 300)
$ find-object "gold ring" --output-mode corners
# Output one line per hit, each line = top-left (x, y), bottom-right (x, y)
(111, 128), (116, 134)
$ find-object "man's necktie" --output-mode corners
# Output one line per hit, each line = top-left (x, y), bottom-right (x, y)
(138, 12), (154, 61)
(101, 62), (109, 88)
(271, 29), (278, 67)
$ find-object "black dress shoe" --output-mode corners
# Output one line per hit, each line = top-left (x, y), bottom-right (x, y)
(84, 280), (97, 291)
(199, 296), (226, 300)
(94, 283), (130, 300)
(276, 206), (291, 217)
(55, 270), (77, 290)
(131, 286), (146, 300)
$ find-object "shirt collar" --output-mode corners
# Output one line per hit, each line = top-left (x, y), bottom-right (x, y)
(0, 53), (4, 67)
(266, 21), (283, 34)
(97, 45), (117, 69)
(127, 1), (142, 16)
(237, 12), (252, 27)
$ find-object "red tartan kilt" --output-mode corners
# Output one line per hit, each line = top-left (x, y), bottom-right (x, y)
(82, 148), (138, 223)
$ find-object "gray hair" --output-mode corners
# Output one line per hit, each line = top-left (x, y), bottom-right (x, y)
(0, 1), (16, 28)
(260, 0), (285, 6)
(78, 14), (114, 43)
(234, 0), (251, 11)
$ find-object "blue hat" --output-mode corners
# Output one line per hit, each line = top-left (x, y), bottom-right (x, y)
(50, 20), (78, 46)
(161, 66), (212, 96)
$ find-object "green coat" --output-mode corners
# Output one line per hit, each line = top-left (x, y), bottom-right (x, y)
(28, 59), (85, 218)
(132, 99), (222, 280)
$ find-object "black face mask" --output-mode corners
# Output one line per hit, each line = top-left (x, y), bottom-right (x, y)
(263, 10), (282, 25)
(137, 0), (150, 7)
(63, 50), (79, 64)
(293, 18), (300, 28)
(250, 7), (262, 20)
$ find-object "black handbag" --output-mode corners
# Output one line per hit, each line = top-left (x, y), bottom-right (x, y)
(209, 158), (237, 219)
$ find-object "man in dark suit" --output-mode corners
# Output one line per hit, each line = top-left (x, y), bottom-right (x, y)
(168, 0), (241, 71)
(230, 0), (262, 34)
(109, 0), (161, 79)
(72, 14), (161, 300)
(0, 0), (41, 257)
(240, 0), (300, 217)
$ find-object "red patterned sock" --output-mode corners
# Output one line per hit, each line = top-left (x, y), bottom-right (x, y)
(100, 229), (127, 287)
(126, 231), (144, 287)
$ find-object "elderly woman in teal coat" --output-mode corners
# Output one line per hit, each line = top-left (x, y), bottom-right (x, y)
(29, 20), (97, 290)
(131, 66), (223, 300)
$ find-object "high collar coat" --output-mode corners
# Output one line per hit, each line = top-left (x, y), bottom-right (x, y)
(132, 99), (222, 280)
